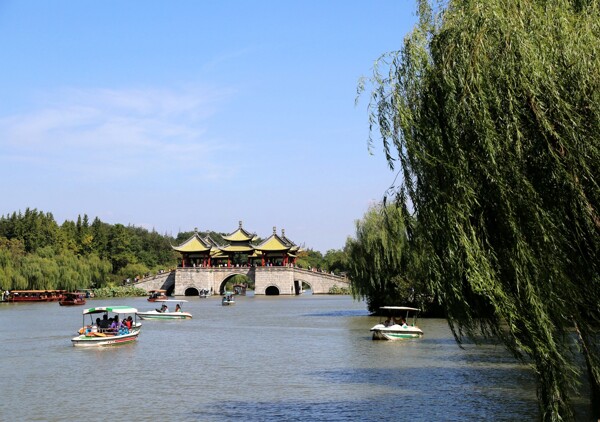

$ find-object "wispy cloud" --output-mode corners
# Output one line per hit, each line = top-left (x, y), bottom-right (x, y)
(0, 85), (238, 181)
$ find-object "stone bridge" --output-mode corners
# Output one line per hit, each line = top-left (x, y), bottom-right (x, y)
(134, 267), (349, 296)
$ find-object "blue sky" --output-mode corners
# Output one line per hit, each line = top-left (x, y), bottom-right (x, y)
(0, 1), (417, 252)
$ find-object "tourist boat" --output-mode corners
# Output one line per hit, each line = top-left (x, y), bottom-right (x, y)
(370, 306), (424, 340)
(136, 299), (192, 320)
(59, 292), (86, 306)
(222, 293), (235, 306)
(199, 288), (211, 298)
(71, 306), (142, 347)
(7, 290), (66, 302)
(147, 289), (168, 302)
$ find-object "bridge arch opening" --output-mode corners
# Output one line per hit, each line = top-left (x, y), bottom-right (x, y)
(265, 285), (280, 296)
(185, 287), (199, 296)
(296, 280), (312, 295)
(219, 274), (252, 295)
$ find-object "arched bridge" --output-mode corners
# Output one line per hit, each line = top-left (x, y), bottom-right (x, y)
(134, 266), (349, 296)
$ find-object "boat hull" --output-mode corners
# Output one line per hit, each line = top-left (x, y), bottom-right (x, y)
(59, 300), (86, 306)
(71, 331), (140, 347)
(370, 324), (423, 340)
(136, 311), (192, 320)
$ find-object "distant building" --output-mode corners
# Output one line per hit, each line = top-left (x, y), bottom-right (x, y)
(172, 221), (300, 268)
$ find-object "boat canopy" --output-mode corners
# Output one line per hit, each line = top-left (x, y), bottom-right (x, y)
(153, 299), (188, 303)
(380, 306), (420, 312)
(83, 306), (138, 315)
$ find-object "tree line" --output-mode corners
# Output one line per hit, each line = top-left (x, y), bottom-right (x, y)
(0, 209), (179, 291)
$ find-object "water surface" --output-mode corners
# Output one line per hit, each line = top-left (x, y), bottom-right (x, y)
(0, 295), (538, 421)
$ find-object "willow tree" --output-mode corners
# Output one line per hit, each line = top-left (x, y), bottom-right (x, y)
(346, 203), (426, 313)
(360, 0), (600, 419)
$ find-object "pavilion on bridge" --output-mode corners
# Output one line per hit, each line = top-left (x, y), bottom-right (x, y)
(171, 221), (301, 268)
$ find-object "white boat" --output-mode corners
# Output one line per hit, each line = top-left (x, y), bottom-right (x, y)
(71, 306), (142, 347)
(136, 299), (192, 320)
(370, 306), (424, 340)
(221, 293), (235, 306)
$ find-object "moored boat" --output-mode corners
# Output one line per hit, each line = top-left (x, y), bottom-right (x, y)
(71, 306), (141, 347)
(59, 292), (86, 306)
(7, 290), (66, 302)
(370, 306), (424, 340)
(136, 300), (192, 320)
(147, 289), (168, 302)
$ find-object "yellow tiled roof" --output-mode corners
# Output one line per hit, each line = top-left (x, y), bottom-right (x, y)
(220, 245), (255, 253)
(254, 234), (291, 252)
(222, 221), (255, 242)
(223, 228), (254, 242)
(172, 234), (211, 253)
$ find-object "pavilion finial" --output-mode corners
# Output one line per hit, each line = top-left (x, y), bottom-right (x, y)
(273, 226), (277, 235)
(194, 227), (198, 233)
(239, 220), (243, 228)
(282, 229), (285, 237)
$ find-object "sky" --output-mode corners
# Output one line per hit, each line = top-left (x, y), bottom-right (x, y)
(0, 1), (418, 253)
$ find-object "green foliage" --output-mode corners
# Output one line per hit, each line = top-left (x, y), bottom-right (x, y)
(361, 0), (600, 419)
(92, 285), (148, 298)
(296, 249), (324, 270)
(322, 249), (348, 274)
(328, 284), (350, 295)
(117, 262), (150, 281)
(0, 210), (177, 291)
(345, 203), (428, 313)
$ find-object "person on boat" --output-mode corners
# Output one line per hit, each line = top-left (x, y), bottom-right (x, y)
(400, 317), (408, 327)
(124, 316), (132, 329)
(384, 317), (392, 327)
(110, 316), (122, 332)
(175, 304), (181, 312)
(99, 315), (110, 329)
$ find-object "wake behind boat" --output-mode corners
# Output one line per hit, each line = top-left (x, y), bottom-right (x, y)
(370, 306), (424, 340)
(136, 299), (192, 320)
(71, 306), (142, 347)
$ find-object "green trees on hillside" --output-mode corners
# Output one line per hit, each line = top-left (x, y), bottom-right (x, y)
(0, 209), (178, 290)
(360, 0), (600, 419)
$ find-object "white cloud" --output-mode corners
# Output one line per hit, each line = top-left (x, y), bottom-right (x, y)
(0, 85), (239, 182)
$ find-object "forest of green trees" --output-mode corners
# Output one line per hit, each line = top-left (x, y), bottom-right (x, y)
(0, 209), (178, 291)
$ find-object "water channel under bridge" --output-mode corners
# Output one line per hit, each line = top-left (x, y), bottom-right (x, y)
(134, 266), (349, 296)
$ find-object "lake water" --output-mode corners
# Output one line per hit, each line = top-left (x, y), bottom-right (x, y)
(0, 294), (539, 421)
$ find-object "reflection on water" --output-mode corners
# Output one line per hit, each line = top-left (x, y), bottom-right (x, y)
(0, 295), (539, 421)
